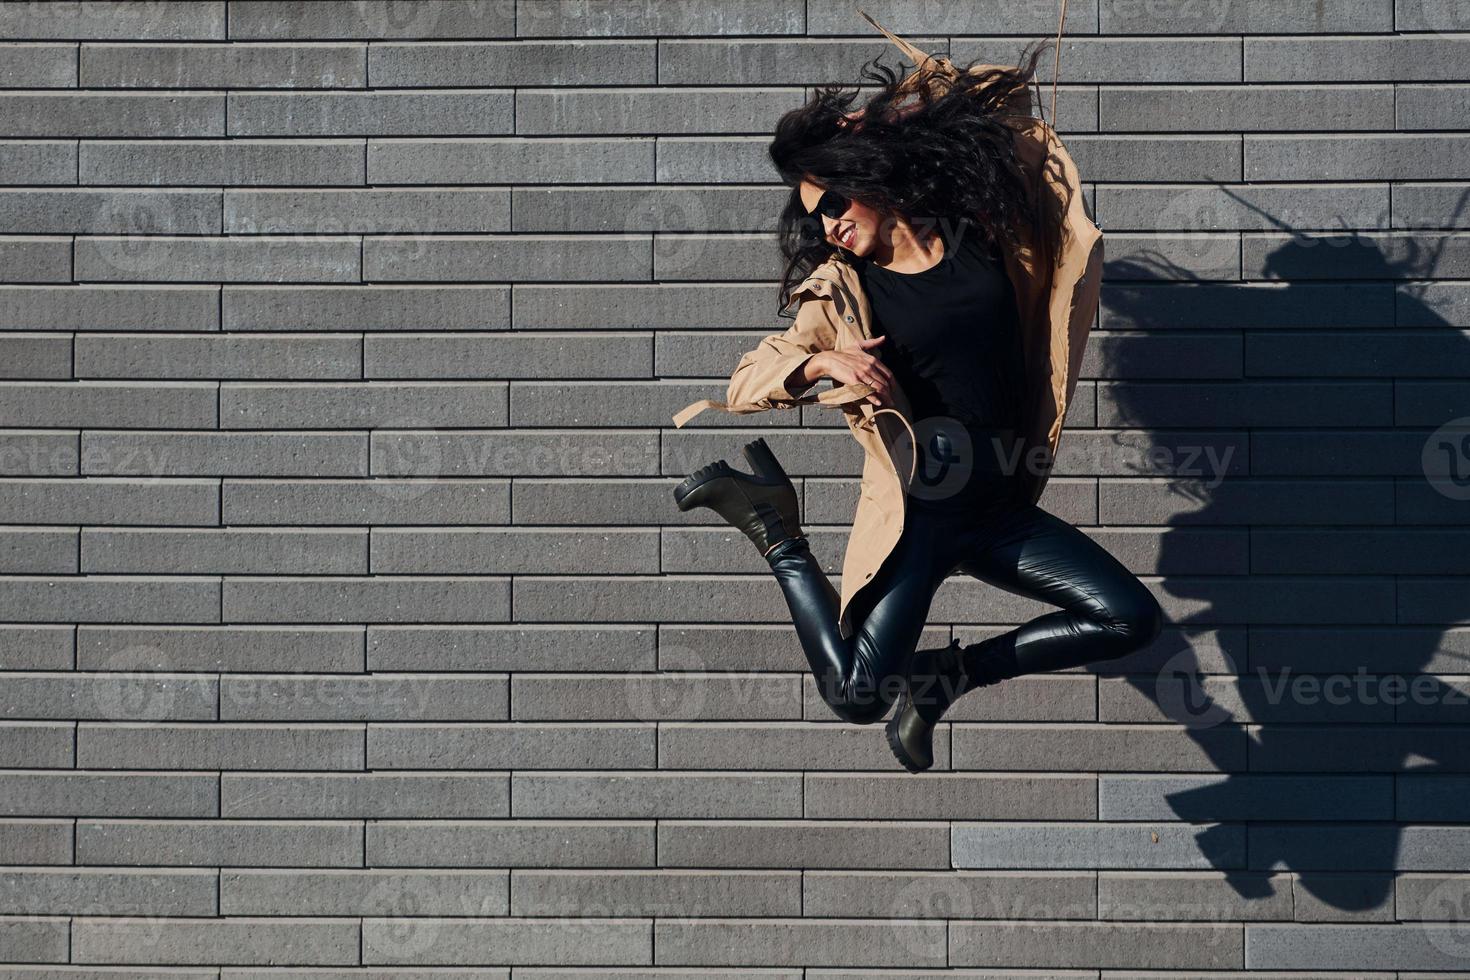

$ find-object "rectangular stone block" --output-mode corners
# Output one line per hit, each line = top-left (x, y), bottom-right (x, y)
(511, 869), (799, 918)
(0, 671), (216, 721)
(0, 381), (216, 427)
(221, 381), (507, 429)
(220, 869), (509, 917)
(0, 478), (218, 524)
(220, 772), (510, 819)
(0, 771), (217, 818)
(1100, 0), (1389, 32)
(223, 479), (508, 525)
(72, 917), (359, 966)
(0, 819), (72, 864)
(230, 91), (511, 137)
(0, 92), (222, 138)
(360, 917), (648, 966)
(74, 235), (360, 283)
(77, 625), (364, 673)
(82, 139), (365, 185)
(372, 39), (653, 86)
(82, 41), (366, 88)
(227, 0), (513, 39)
(0, 243), (71, 285)
(0, 190), (221, 235)
(0, 527), (76, 574)
(368, 723), (653, 770)
(367, 821), (655, 868)
(0, 868), (217, 916)
(653, 918), (945, 968)
(0, 2), (225, 39)
(226, 188), (509, 234)
(224, 285), (508, 330)
(0, 140), (76, 183)
(219, 673), (507, 722)
(76, 723), (364, 770)
(657, 821), (949, 870)
(1098, 870), (1292, 921)
(81, 431), (367, 478)
(80, 528), (366, 574)
(952, 821), (1246, 870)
(0, 722), (73, 767)
(0, 576), (219, 623)
(76, 820), (362, 868)
(222, 577), (511, 624)
(509, 772), (801, 818)
(0, 625), (74, 670)
(950, 920), (1242, 969)
(0, 916), (67, 964)
(367, 625), (654, 673)
(363, 332), (651, 380)
(1246, 923), (1470, 970)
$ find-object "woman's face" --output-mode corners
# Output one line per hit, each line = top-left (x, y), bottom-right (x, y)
(797, 177), (883, 257)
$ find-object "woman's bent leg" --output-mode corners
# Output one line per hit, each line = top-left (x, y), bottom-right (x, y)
(888, 501), (1165, 772)
(765, 513), (945, 725)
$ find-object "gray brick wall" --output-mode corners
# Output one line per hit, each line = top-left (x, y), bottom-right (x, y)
(0, 0), (1468, 974)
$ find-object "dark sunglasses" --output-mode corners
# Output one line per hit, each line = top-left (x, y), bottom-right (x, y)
(797, 189), (851, 243)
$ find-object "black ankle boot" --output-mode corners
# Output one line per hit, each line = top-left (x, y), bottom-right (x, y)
(672, 436), (804, 557)
(886, 635), (1017, 773)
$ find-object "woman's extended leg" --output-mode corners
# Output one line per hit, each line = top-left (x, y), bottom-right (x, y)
(765, 507), (948, 726)
(887, 501), (1164, 770)
(950, 502), (1165, 678)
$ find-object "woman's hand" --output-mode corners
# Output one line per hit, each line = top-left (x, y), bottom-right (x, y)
(813, 336), (896, 406)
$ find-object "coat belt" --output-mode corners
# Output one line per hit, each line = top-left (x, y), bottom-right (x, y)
(672, 382), (919, 487)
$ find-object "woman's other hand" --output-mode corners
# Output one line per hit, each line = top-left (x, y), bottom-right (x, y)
(814, 336), (895, 406)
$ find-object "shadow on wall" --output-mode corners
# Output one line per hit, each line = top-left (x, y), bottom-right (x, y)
(1097, 186), (1470, 913)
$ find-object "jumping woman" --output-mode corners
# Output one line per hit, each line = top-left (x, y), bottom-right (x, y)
(670, 14), (1163, 773)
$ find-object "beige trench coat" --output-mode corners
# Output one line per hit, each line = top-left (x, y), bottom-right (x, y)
(672, 16), (1105, 641)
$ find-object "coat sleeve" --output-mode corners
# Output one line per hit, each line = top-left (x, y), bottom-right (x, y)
(724, 292), (838, 408)
(670, 289), (840, 428)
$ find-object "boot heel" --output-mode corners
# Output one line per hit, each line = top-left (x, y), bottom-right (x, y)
(885, 688), (927, 774)
(741, 436), (789, 485)
(671, 441), (804, 555)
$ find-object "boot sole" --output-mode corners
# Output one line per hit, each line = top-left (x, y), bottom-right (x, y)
(671, 437), (790, 513)
(884, 689), (929, 774)
(672, 458), (736, 512)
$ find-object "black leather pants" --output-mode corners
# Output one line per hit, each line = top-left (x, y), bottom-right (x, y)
(766, 474), (1164, 725)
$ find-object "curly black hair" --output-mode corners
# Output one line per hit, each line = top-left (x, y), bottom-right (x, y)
(767, 40), (1066, 317)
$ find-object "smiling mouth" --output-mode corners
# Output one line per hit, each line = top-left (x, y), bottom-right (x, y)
(838, 226), (856, 248)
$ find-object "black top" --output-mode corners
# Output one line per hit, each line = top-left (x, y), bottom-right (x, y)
(856, 219), (1027, 508)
